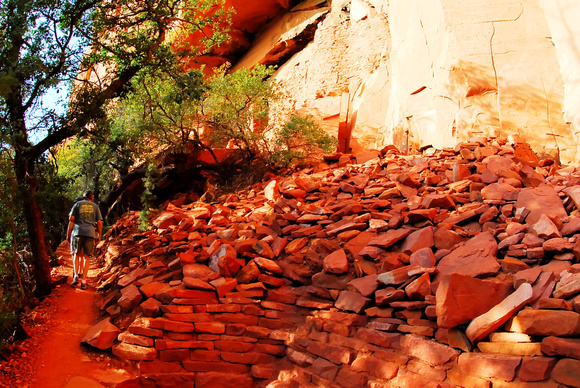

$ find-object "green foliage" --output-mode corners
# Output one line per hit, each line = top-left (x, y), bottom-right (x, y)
(0, 247), (28, 348)
(0, 289), (21, 349)
(204, 65), (277, 158)
(57, 135), (118, 200)
(104, 63), (336, 175)
(109, 69), (208, 159)
(0, 149), (22, 250)
(138, 163), (161, 231)
(270, 114), (337, 167)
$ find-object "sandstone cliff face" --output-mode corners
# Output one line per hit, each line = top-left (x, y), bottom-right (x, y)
(229, 0), (580, 164)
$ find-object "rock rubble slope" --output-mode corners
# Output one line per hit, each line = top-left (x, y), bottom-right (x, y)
(86, 138), (580, 387)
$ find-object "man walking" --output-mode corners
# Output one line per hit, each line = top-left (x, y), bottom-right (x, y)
(67, 190), (103, 289)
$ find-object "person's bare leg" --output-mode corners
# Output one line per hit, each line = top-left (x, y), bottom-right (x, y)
(81, 253), (90, 289)
(72, 253), (80, 284)
(73, 253), (79, 277)
(82, 253), (90, 279)
(78, 254), (85, 278)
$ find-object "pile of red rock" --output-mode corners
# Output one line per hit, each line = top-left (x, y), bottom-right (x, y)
(84, 137), (580, 387)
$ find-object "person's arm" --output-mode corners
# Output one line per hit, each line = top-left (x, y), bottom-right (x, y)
(67, 215), (75, 242)
(97, 220), (103, 241)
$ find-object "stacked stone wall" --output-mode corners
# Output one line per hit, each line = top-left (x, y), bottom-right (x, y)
(88, 140), (580, 387)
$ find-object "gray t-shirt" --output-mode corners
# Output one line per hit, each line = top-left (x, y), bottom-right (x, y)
(69, 200), (103, 239)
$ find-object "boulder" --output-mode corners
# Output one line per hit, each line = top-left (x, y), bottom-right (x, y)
(436, 273), (512, 328)
(516, 186), (567, 225)
(82, 318), (121, 350)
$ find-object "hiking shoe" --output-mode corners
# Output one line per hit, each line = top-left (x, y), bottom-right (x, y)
(80, 282), (87, 290)
(71, 276), (78, 286)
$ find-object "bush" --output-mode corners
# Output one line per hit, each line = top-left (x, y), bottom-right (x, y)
(0, 250), (27, 349)
(270, 114), (337, 167)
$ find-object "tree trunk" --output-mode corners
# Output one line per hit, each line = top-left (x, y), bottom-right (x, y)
(14, 151), (53, 297)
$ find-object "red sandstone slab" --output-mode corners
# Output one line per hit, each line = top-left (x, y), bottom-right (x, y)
(552, 358), (580, 388)
(513, 267), (542, 289)
(325, 221), (367, 236)
(128, 318), (163, 338)
(439, 203), (489, 226)
(194, 322), (226, 334)
(399, 227), (434, 254)
(508, 309), (580, 336)
(405, 273), (431, 300)
(118, 267), (148, 288)
(82, 318), (121, 350)
(323, 248), (349, 274)
(541, 336), (580, 360)
(457, 352), (521, 381)
(436, 273), (512, 328)
(351, 354), (399, 380)
(400, 334), (460, 366)
(220, 351), (277, 365)
(118, 284), (143, 312)
(538, 298), (573, 310)
(433, 227), (465, 250)
(335, 367), (369, 387)
(311, 272), (353, 290)
(253, 256), (282, 274)
(155, 339), (214, 351)
(476, 341), (542, 356)
(266, 287), (298, 304)
(531, 214), (562, 239)
(287, 348), (315, 367)
(112, 342), (157, 361)
(334, 290), (370, 313)
(140, 297), (162, 317)
(189, 349), (221, 362)
(377, 265), (424, 286)
(159, 348), (189, 362)
(466, 283), (533, 343)
(212, 313), (259, 326)
(368, 228), (413, 248)
(554, 273), (580, 299)
(306, 341), (355, 365)
(422, 194), (455, 209)
(516, 186), (567, 225)
(519, 356), (557, 382)
(347, 274), (378, 297)
(561, 216), (580, 236)
(139, 360), (188, 374)
(446, 369), (491, 388)
(409, 247), (436, 268)
(435, 232), (500, 285)
(182, 361), (250, 374)
(139, 281), (168, 298)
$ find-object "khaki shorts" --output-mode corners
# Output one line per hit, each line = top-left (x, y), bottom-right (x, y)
(71, 236), (96, 256)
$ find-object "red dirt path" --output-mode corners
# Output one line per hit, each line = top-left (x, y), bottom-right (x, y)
(0, 243), (137, 387)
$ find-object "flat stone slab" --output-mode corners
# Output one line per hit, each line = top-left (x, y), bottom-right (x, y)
(435, 232), (500, 285)
(466, 283), (533, 343)
(436, 273), (512, 329)
(516, 186), (567, 225)
(509, 309), (580, 336)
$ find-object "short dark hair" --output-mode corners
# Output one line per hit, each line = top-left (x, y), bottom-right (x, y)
(83, 190), (94, 199)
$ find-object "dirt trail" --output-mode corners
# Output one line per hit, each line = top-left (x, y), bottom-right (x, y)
(1, 242), (137, 387)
